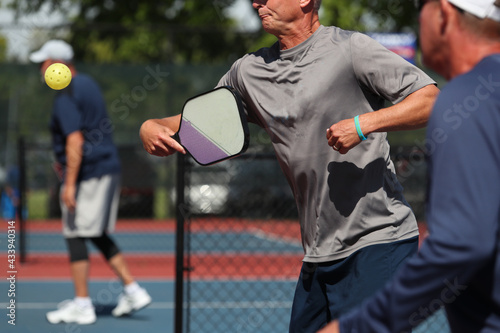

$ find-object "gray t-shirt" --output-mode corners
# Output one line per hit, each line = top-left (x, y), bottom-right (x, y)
(217, 25), (436, 263)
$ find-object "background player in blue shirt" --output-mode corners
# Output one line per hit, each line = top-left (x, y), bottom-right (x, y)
(30, 40), (151, 325)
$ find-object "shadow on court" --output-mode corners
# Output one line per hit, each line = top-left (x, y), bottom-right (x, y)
(0, 280), (174, 333)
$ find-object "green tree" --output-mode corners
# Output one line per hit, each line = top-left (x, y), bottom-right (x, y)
(0, 35), (7, 62)
(6, 0), (420, 63)
(320, 0), (419, 33)
(7, 0), (259, 64)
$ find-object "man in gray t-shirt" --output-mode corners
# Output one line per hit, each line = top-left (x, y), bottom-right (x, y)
(216, 25), (435, 263)
(140, 1), (439, 332)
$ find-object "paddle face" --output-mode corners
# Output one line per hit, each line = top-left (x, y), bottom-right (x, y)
(177, 86), (249, 166)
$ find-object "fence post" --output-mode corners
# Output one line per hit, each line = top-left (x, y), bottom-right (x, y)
(17, 136), (26, 263)
(175, 152), (186, 333)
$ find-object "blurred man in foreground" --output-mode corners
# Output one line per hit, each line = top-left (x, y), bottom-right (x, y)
(319, 0), (500, 331)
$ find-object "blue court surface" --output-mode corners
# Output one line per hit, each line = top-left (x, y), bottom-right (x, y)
(0, 280), (173, 333)
(0, 224), (450, 333)
(22, 231), (303, 254)
(0, 279), (450, 333)
(0, 279), (300, 333)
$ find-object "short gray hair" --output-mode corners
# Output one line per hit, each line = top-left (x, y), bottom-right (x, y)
(457, 6), (500, 39)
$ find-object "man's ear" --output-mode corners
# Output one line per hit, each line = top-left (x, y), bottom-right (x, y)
(439, 0), (459, 35)
(299, 0), (313, 9)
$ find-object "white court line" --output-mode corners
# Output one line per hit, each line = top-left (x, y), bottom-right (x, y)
(0, 301), (292, 310)
(189, 301), (292, 309)
(0, 302), (174, 310)
(248, 227), (302, 247)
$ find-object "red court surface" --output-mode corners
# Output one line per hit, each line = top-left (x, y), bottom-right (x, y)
(9, 253), (174, 280)
(4, 219), (428, 280)
(25, 219), (177, 232)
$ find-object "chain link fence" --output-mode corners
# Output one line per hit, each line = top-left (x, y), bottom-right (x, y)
(179, 149), (450, 333)
(0, 63), (449, 332)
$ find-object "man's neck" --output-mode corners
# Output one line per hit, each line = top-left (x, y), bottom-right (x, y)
(448, 35), (500, 79)
(278, 19), (321, 50)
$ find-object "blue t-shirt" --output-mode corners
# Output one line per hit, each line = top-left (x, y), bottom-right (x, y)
(50, 73), (121, 181)
(339, 55), (500, 332)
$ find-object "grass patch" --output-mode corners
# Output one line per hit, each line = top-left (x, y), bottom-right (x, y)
(154, 187), (173, 219)
(27, 190), (49, 219)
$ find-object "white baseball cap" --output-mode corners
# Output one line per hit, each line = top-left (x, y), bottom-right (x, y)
(29, 39), (74, 63)
(448, 0), (500, 21)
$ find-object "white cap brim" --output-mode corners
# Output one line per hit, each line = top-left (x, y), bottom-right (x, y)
(29, 50), (48, 63)
(448, 0), (500, 22)
(28, 40), (74, 63)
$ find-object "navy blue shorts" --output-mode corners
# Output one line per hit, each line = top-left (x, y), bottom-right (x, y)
(289, 236), (418, 333)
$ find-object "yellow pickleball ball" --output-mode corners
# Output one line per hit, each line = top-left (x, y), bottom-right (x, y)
(44, 63), (72, 90)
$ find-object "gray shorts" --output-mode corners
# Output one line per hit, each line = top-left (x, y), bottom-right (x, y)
(61, 173), (120, 238)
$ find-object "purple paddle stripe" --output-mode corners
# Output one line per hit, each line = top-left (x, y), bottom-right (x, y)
(179, 119), (230, 164)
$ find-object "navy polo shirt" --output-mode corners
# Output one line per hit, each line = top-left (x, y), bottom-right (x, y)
(50, 73), (121, 181)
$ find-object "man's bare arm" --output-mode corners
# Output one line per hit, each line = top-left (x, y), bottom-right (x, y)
(327, 84), (439, 154)
(139, 114), (186, 157)
(63, 131), (84, 211)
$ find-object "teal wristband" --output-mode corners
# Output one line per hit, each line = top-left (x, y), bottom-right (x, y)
(354, 115), (367, 141)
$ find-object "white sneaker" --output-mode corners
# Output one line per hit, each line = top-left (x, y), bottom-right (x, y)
(46, 300), (96, 325)
(112, 287), (152, 317)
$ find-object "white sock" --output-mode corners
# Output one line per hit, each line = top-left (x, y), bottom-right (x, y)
(124, 282), (140, 295)
(74, 296), (93, 308)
